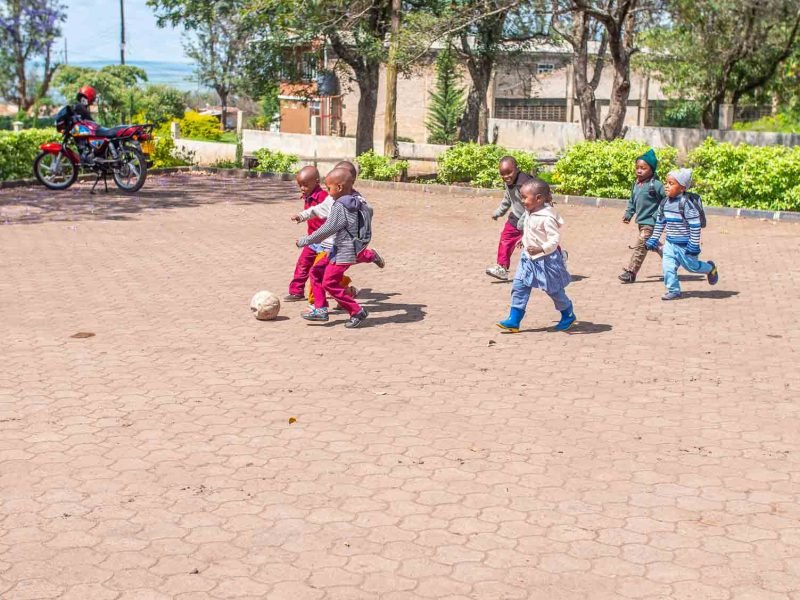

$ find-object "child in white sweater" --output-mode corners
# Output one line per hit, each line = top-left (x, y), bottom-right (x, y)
(497, 179), (576, 333)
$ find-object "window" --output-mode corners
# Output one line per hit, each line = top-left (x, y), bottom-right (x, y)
(537, 63), (555, 75)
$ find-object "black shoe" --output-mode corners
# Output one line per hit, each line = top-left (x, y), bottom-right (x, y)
(372, 249), (385, 269)
(283, 293), (306, 302)
(618, 270), (636, 284)
(344, 309), (368, 329)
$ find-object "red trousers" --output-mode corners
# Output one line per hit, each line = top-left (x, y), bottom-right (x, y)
(289, 246), (318, 296)
(497, 220), (523, 269)
(310, 256), (361, 315)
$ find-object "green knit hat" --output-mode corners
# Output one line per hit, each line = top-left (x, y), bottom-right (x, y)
(637, 148), (658, 174)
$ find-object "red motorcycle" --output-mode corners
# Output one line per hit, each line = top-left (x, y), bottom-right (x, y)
(34, 105), (154, 194)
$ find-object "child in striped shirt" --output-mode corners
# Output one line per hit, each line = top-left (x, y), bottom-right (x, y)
(645, 168), (719, 300)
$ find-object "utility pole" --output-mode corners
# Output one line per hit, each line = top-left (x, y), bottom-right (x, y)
(120, 0), (126, 65)
(63, 37), (68, 65)
(383, 0), (401, 158)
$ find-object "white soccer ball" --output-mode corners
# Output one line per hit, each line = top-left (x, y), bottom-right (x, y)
(250, 290), (281, 321)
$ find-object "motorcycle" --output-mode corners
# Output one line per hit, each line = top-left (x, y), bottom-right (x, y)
(33, 105), (154, 194)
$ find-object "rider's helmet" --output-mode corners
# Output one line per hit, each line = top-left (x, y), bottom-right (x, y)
(77, 85), (97, 105)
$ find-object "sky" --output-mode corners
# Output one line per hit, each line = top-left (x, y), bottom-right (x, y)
(61, 0), (190, 64)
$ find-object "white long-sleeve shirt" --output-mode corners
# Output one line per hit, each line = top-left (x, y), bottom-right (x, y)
(298, 197), (335, 250)
(522, 205), (564, 260)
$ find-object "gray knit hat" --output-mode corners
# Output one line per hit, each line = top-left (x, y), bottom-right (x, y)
(668, 168), (694, 189)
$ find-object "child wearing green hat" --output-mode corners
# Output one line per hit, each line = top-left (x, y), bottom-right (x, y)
(619, 148), (666, 284)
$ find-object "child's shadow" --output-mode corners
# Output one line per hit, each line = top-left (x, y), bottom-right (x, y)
(514, 320), (613, 335)
(680, 290), (739, 300)
(324, 288), (427, 328)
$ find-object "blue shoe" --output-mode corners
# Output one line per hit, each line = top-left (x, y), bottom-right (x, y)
(554, 308), (576, 331)
(707, 261), (719, 285)
(302, 307), (329, 322)
(497, 307), (525, 333)
(661, 291), (681, 301)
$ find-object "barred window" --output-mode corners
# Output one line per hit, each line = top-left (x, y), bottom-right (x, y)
(537, 63), (555, 75)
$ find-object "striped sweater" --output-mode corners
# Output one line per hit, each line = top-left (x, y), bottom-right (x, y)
(298, 194), (361, 264)
(649, 194), (702, 254)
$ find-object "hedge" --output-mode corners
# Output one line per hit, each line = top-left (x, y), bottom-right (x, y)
(437, 143), (538, 188)
(0, 128), (60, 181)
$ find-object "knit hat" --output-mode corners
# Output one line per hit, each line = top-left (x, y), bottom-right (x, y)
(667, 168), (694, 189)
(637, 148), (658, 174)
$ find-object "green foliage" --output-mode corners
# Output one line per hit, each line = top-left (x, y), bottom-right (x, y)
(658, 101), (702, 128)
(552, 140), (679, 199)
(177, 110), (222, 141)
(732, 113), (800, 133)
(138, 85), (188, 124)
(53, 65), (149, 124)
(212, 158), (242, 168)
(150, 123), (195, 168)
(437, 143), (537, 188)
(252, 148), (298, 173)
(0, 128), (59, 181)
(426, 43), (465, 145)
(355, 150), (409, 181)
(0, 114), (55, 130)
(687, 138), (800, 210)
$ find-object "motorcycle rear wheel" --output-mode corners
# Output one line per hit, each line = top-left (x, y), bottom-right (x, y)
(33, 151), (78, 190)
(113, 146), (147, 193)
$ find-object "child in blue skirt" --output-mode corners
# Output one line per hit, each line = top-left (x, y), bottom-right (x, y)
(497, 179), (576, 333)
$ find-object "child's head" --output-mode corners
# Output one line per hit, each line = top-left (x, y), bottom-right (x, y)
(498, 156), (519, 186)
(295, 166), (320, 196)
(324, 167), (355, 199)
(635, 148), (658, 182)
(664, 168), (693, 198)
(520, 178), (552, 212)
(335, 160), (358, 181)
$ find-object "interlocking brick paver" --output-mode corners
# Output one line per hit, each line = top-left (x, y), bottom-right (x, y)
(1, 173), (799, 598)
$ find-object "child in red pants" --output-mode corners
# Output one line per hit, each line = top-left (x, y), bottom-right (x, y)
(486, 156), (533, 281)
(286, 166), (328, 302)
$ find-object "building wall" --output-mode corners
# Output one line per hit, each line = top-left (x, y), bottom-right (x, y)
(280, 100), (311, 134)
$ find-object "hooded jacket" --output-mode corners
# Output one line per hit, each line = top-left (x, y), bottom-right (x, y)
(298, 193), (363, 264)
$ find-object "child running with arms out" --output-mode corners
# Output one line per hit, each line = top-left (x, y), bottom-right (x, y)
(619, 148), (665, 284)
(497, 179), (576, 333)
(645, 168), (719, 300)
(285, 166), (328, 302)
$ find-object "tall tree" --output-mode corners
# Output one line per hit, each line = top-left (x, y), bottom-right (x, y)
(425, 41), (465, 144)
(0, 0), (66, 111)
(640, 0), (800, 128)
(147, 0), (252, 130)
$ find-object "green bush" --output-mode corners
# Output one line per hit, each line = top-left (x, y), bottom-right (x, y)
(355, 150), (409, 181)
(177, 110), (222, 141)
(658, 101), (702, 128)
(437, 143), (537, 188)
(252, 148), (298, 173)
(212, 158), (242, 169)
(687, 137), (800, 211)
(0, 128), (60, 181)
(552, 140), (679, 199)
(150, 123), (194, 168)
(732, 113), (800, 133)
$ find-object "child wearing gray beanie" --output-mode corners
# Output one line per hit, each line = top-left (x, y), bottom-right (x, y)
(645, 168), (719, 300)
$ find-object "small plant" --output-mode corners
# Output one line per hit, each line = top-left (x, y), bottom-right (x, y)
(150, 122), (194, 168)
(212, 158), (242, 169)
(252, 148), (298, 173)
(552, 140), (678, 199)
(355, 150), (409, 181)
(437, 143), (537, 188)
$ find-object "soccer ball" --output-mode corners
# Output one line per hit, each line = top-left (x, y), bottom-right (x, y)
(250, 290), (281, 321)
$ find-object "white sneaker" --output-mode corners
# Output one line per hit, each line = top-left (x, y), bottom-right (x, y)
(485, 264), (509, 280)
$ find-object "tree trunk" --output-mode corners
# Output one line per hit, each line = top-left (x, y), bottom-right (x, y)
(217, 88), (229, 132)
(569, 11), (602, 141)
(355, 60), (381, 155)
(383, 0), (401, 157)
(600, 47), (631, 140)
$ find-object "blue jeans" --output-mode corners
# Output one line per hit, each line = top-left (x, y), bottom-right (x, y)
(663, 240), (712, 294)
(511, 280), (572, 312)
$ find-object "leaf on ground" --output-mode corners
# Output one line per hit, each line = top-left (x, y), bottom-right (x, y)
(70, 332), (95, 339)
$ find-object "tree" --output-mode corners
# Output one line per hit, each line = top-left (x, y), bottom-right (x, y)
(53, 64), (149, 124)
(640, 0), (800, 128)
(147, 0), (253, 130)
(426, 42), (465, 144)
(0, 0), (66, 111)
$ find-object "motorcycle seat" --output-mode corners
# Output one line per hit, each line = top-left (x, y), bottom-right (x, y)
(96, 125), (130, 138)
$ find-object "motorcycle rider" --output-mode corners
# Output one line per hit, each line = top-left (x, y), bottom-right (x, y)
(72, 85), (97, 121)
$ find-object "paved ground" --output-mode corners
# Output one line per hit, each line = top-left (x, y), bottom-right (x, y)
(1, 173), (799, 600)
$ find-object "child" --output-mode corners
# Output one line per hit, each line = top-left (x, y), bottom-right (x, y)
(645, 168), (719, 300)
(619, 148), (665, 284)
(497, 179), (576, 333)
(296, 168), (370, 328)
(486, 156), (533, 281)
(285, 166), (328, 302)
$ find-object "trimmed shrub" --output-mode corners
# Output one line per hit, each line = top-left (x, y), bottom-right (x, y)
(552, 140), (678, 199)
(150, 122), (195, 168)
(437, 143), (537, 188)
(177, 110), (222, 141)
(355, 150), (409, 181)
(252, 148), (298, 173)
(732, 113), (800, 133)
(0, 128), (60, 181)
(687, 138), (800, 211)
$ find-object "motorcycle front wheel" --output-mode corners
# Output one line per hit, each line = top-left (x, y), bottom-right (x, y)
(113, 146), (147, 193)
(33, 151), (78, 190)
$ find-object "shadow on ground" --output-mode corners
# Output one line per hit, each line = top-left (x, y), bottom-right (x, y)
(681, 290), (739, 300)
(0, 174), (296, 225)
(321, 288), (427, 328)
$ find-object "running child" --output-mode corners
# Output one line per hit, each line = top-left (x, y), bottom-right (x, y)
(486, 156), (533, 281)
(285, 166), (328, 302)
(645, 168), (719, 300)
(497, 178), (576, 333)
(619, 148), (665, 284)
